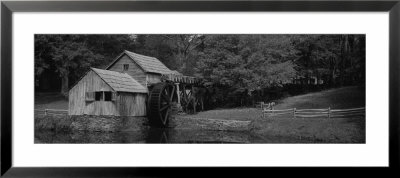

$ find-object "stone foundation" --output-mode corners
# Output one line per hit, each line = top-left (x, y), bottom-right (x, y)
(35, 115), (149, 132)
(35, 114), (252, 132)
(169, 116), (252, 131)
(69, 115), (149, 132)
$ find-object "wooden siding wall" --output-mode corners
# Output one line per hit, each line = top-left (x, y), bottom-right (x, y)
(118, 92), (147, 116)
(147, 73), (162, 85)
(69, 71), (118, 115)
(69, 71), (148, 116)
(108, 54), (147, 86)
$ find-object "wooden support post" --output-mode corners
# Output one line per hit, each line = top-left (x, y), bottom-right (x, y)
(193, 99), (197, 113)
(174, 83), (183, 113)
(192, 85), (196, 114)
(328, 107), (331, 119)
(199, 96), (204, 111)
(293, 108), (296, 119)
(270, 106), (274, 117)
(175, 83), (181, 105)
(146, 75), (148, 86)
(262, 109), (265, 118)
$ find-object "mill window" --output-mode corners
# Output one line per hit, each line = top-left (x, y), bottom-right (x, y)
(104, 91), (112, 101)
(95, 91), (103, 101)
(87, 91), (116, 102)
(123, 64), (129, 71)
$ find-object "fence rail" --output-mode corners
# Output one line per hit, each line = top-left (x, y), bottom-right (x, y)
(256, 102), (277, 111)
(35, 109), (68, 116)
(262, 107), (365, 119)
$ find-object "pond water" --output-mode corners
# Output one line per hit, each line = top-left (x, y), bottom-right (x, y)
(35, 128), (309, 143)
(35, 128), (261, 143)
(34, 114), (312, 143)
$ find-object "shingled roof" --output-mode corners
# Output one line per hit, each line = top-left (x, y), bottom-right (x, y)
(91, 68), (147, 93)
(106, 50), (173, 74)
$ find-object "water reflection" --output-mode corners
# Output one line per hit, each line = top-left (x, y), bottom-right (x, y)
(146, 128), (169, 143)
(34, 127), (265, 143)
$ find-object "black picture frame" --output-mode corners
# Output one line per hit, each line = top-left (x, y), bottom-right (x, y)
(1, 0), (399, 177)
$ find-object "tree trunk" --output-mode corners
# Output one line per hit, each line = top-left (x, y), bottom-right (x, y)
(61, 72), (69, 98)
(331, 69), (335, 87)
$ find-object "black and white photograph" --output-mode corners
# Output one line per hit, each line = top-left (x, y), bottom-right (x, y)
(34, 34), (366, 144)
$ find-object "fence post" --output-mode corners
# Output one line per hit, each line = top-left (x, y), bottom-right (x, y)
(293, 108), (296, 119)
(44, 109), (48, 116)
(270, 106), (274, 117)
(262, 108), (265, 118)
(328, 107), (331, 119)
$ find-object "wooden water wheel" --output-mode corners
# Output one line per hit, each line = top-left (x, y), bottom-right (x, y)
(147, 83), (175, 127)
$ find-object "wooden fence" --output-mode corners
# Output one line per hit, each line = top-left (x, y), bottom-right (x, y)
(262, 107), (365, 118)
(35, 109), (68, 116)
(256, 102), (275, 110)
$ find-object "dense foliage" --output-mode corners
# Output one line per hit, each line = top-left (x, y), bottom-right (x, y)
(35, 34), (365, 107)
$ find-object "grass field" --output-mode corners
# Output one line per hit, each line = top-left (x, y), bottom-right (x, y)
(35, 92), (68, 110)
(188, 86), (366, 143)
(192, 86), (365, 120)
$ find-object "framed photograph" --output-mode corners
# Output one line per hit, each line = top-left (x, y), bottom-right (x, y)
(1, 0), (399, 177)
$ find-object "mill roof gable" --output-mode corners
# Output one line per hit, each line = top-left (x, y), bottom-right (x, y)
(106, 50), (172, 75)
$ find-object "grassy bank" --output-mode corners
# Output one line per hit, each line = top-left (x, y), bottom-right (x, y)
(187, 86), (366, 143)
(274, 85), (365, 109)
(35, 115), (71, 132)
(35, 92), (68, 110)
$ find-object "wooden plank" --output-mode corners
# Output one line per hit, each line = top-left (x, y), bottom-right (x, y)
(295, 111), (329, 114)
(118, 93), (146, 116)
(331, 110), (365, 114)
(263, 108), (293, 112)
(331, 112), (365, 115)
(265, 112), (292, 116)
(296, 108), (328, 112)
(331, 107), (365, 112)
(296, 114), (329, 118)
(332, 108), (365, 111)
(330, 113), (365, 117)
(45, 109), (68, 112)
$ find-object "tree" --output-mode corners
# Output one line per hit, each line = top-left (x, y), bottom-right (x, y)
(35, 35), (104, 96)
(35, 34), (137, 95)
(162, 35), (203, 75)
(195, 35), (297, 106)
(291, 34), (365, 87)
(133, 34), (203, 75)
(34, 34), (365, 107)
